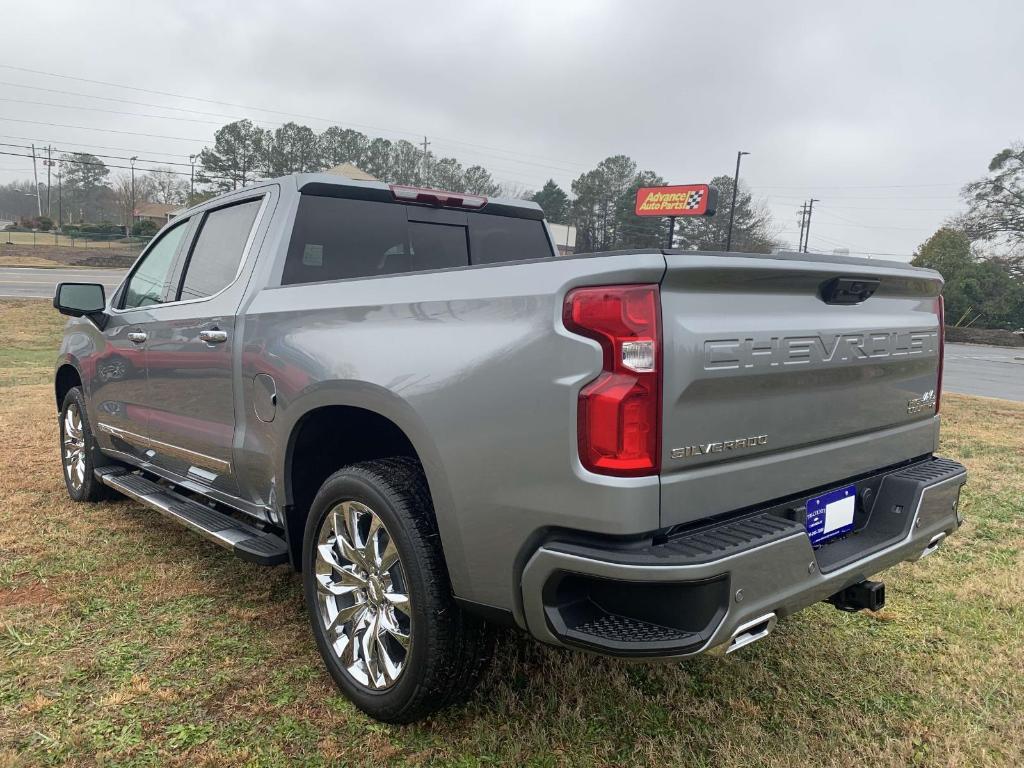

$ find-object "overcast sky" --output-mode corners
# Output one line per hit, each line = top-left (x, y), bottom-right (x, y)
(3, 0), (1022, 259)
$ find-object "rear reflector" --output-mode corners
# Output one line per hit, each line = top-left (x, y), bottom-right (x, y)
(563, 285), (661, 477)
(389, 184), (487, 209)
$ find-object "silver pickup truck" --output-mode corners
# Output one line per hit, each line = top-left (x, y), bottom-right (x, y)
(53, 173), (966, 722)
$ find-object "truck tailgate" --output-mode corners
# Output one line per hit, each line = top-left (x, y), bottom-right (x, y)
(659, 252), (943, 528)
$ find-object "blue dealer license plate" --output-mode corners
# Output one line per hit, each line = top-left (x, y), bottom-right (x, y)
(806, 485), (856, 547)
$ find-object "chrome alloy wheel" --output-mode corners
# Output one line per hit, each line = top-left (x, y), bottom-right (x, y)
(62, 403), (86, 491)
(314, 500), (412, 690)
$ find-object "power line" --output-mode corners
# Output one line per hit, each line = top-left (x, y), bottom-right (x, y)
(0, 133), (549, 191)
(814, 211), (931, 231)
(0, 140), (194, 167)
(0, 79), (281, 125)
(0, 95), (231, 126)
(0, 116), (208, 143)
(0, 132), (194, 159)
(765, 192), (960, 201)
(0, 64), (590, 172)
(753, 182), (960, 190)
(0, 149), (234, 182)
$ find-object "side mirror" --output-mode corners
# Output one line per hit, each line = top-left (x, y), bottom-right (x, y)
(54, 282), (106, 317)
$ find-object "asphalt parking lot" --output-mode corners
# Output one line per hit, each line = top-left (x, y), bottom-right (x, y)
(943, 342), (1024, 402)
(0, 266), (126, 300)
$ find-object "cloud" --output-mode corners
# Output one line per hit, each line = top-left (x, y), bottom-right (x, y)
(2, 0), (1021, 257)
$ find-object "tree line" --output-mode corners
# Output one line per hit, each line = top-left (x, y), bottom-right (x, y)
(911, 142), (1024, 331)
(4, 115), (1021, 330)
(1, 118), (781, 252)
(0, 153), (190, 234)
(198, 120), (780, 252)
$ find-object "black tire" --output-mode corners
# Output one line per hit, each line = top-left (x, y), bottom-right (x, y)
(59, 387), (116, 502)
(302, 457), (494, 723)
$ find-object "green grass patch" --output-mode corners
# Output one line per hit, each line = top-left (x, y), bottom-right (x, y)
(1, 300), (1022, 766)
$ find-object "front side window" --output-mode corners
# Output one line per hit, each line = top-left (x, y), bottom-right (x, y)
(178, 199), (262, 301)
(121, 222), (188, 309)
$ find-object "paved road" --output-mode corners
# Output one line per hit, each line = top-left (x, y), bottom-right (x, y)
(0, 266), (126, 299)
(944, 342), (1024, 402)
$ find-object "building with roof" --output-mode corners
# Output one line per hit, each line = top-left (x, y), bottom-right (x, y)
(133, 202), (182, 225)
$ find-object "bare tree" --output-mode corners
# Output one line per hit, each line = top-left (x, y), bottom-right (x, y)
(112, 172), (156, 230)
(147, 167), (188, 205)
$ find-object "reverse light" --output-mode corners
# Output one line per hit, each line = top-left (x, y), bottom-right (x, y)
(936, 294), (945, 414)
(563, 284), (661, 477)
(389, 184), (487, 209)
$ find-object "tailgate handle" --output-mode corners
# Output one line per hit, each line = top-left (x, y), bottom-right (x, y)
(820, 276), (880, 305)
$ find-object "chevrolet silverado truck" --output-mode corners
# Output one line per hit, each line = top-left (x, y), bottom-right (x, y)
(52, 174), (966, 723)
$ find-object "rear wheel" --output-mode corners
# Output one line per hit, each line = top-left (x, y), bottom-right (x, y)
(59, 387), (115, 502)
(302, 458), (494, 723)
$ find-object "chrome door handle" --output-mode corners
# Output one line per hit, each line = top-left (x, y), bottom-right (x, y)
(127, 331), (147, 344)
(199, 329), (228, 344)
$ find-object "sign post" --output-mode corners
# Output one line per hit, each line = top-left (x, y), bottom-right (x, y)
(635, 183), (719, 249)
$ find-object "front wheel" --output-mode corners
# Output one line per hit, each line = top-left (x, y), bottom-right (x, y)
(302, 458), (494, 723)
(59, 387), (115, 502)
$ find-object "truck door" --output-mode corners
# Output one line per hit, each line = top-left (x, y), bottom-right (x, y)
(142, 194), (269, 496)
(89, 219), (192, 464)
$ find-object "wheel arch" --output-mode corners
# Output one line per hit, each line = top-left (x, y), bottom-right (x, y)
(278, 383), (468, 593)
(55, 361), (83, 412)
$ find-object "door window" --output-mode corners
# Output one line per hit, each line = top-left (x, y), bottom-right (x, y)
(120, 222), (188, 309)
(178, 199), (262, 301)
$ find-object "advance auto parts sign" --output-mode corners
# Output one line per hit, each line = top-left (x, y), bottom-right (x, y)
(635, 184), (718, 217)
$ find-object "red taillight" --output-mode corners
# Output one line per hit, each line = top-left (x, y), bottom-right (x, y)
(936, 294), (945, 413)
(389, 184), (487, 209)
(563, 284), (661, 477)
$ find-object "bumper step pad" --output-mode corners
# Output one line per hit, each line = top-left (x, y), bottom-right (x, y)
(96, 468), (288, 566)
(573, 613), (698, 645)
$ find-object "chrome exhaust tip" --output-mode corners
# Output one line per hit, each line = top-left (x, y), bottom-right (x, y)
(915, 531), (946, 560)
(724, 613), (777, 654)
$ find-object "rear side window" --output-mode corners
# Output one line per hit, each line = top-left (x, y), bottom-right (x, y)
(178, 199), (262, 301)
(282, 195), (550, 286)
(469, 213), (550, 265)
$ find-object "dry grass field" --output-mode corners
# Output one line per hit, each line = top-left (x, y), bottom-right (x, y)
(0, 243), (139, 269)
(0, 298), (1022, 767)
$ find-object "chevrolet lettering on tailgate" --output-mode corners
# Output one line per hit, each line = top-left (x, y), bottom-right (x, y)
(703, 329), (939, 371)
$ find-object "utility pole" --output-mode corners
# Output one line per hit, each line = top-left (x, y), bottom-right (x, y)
(129, 156), (137, 236)
(802, 198), (819, 253)
(188, 154), (196, 202)
(57, 162), (63, 229)
(421, 136), (430, 183)
(797, 202), (808, 252)
(725, 150), (749, 252)
(30, 144), (41, 217)
(44, 145), (53, 217)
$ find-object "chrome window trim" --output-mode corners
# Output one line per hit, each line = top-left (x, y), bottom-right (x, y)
(109, 193), (270, 315)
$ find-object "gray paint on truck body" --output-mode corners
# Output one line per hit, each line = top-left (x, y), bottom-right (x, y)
(56, 172), (947, 630)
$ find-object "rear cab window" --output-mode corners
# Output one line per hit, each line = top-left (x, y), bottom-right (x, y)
(177, 198), (263, 301)
(281, 195), (552, 286)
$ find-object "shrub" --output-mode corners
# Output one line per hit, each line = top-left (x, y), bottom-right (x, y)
(132, 219), (159, 237)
